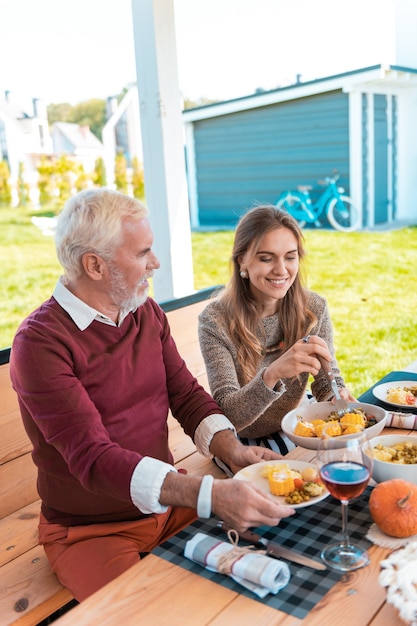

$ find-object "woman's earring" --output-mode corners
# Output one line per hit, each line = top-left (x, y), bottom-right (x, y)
(240, 270), (248, 279)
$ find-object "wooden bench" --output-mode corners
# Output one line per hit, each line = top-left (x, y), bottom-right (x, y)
(0, 285), (222, 626)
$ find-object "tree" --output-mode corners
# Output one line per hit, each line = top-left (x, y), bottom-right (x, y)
(93, 157), (107, 187)
(183, 96), (219, 110)
(47, 99), (107, 140)
(47, 102), (74, 125)
(17, 162), (31, 207)
(37, 156), (54, 205)
(114, 153), (128, 193)
(74, 164), (90, 192)
(131, 157), (145, 200)
(54, 154), (76, 201)
(72, 99), (107, 140)
(0, 160), (12, 205)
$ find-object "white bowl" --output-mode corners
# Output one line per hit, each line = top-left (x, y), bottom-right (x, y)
(281, 401), (387, 450)
(365, 434), (417, 484)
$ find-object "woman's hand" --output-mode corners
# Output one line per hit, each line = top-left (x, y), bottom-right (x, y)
(263, 334), (332, 388)
(338, 387), (356, 402)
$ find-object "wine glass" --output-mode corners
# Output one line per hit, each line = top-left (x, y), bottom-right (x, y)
(316, 424), (373, 571)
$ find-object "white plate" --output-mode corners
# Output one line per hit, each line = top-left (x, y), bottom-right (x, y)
(233, 460), (329, 509)
(372, 381), (417, 408)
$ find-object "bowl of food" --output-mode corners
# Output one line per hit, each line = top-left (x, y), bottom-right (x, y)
(364, 434), (417, 484)
(281, 402), (387, 450)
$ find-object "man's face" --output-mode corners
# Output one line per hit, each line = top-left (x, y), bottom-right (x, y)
(107, 217), (160, 311)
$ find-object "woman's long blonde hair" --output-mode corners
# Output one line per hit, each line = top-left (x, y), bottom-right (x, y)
(220, 205), (316, 383)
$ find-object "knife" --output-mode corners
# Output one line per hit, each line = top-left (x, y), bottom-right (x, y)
(217, 522), (327, 570)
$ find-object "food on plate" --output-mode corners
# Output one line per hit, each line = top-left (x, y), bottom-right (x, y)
(368, 478), (417, 538)
(369, 441), (417, 464)
(267, 469), (295, 496)
(293, 408), (377, 439)
(261, 463), (325, 503)
(386, 385), (417, 406)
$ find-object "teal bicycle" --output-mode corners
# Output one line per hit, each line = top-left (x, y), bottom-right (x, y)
(275, 173), (360, 232)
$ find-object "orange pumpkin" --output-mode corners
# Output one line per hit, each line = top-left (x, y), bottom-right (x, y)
(369, 478), (417, 538)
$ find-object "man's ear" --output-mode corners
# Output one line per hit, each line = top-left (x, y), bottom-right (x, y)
(82, 253), (106, 281)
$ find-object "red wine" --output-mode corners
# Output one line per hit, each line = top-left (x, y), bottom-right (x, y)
(320, 461), (370, 501)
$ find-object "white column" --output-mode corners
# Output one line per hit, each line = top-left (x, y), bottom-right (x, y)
(366, 93), (375, 229)
(131, 0), (194, 301)
(347, 90), (363, 226)
(184, 122), (200, 229)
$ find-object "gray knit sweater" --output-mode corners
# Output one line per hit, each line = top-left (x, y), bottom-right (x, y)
(198, 291), (345, 439)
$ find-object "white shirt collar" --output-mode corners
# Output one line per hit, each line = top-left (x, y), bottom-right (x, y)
(53, 278), (130, 330)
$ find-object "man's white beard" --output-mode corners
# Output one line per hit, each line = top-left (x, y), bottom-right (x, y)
(108, 265), (149, 313)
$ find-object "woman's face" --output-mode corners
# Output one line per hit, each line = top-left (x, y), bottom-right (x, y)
(240, 226), (299, 314)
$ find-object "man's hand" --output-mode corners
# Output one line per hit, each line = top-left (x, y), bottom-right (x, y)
(211, 478), (295, 532)
(209, 429), (283, 475)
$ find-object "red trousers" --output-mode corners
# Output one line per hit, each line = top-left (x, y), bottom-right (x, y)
(39, 507), (197, 601)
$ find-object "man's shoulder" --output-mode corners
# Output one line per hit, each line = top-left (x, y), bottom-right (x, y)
(135, 297), (165, 320)
(16, 296), (62, 330)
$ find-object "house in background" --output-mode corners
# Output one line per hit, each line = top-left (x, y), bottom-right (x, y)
(0, 91), (106, 203)
(180, 0), (417, 230)
(102, 86), (143, 187)
(0, 91), (53, 202)
(51, 122), (104, 173)
(183, 64), (417, 230)
(100, 64), (417, 231)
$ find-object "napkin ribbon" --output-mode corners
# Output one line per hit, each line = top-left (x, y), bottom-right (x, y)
(216, 529), (262, 574)
(386, 411), (417, 430)
(184, 531), (291, 598)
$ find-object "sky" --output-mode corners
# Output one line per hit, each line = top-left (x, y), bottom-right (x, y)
(0, 0), (400, 111)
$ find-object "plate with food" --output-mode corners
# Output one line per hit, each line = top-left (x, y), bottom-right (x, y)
(372, 381), (417, 408)
(233, 460), (329, 509)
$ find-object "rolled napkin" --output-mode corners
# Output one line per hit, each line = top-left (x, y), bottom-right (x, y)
(184, 531), (291, 598)
(386, 411), (417, 430)
(379, 540), (417, 626)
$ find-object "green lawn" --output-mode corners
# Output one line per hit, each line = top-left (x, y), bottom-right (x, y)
(1, 205), (416, 397)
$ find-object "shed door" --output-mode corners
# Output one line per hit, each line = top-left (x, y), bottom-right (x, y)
(373, 95), (388, 224)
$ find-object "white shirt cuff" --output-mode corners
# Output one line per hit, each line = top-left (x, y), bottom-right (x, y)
(130, 456), (177, 514)
(194, 413), (236, 458)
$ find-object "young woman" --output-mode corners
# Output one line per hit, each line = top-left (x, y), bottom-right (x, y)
(198, 205), (354, 458)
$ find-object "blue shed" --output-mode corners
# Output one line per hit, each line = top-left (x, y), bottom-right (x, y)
(183, 65), (417, 230)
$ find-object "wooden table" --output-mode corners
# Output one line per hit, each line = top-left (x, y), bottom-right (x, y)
(53, 366), (417, 626)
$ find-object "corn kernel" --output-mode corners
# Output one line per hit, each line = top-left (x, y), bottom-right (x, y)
(268, 471), (295, 496)
(342, 424), (364, 434)
(312, 420), (327, 437)
(294, 419), (315, 437)
(323, 422), (342, 437)
(340, 412), (366, 427)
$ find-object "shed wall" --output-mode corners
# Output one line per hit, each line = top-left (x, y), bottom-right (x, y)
(191, 90), (350, 226)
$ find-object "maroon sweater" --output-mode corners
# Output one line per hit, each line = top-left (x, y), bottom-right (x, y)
(10, 297), (221, 525)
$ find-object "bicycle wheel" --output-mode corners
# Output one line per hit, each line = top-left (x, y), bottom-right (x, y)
(276, 194), (307, 228)
(327, 195), (361, 232)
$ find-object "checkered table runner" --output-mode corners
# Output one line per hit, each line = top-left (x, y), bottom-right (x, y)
(153, 488), (373, 620)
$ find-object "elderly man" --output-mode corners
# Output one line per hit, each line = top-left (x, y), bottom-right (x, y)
(10, 189), (294, 601)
